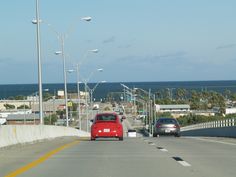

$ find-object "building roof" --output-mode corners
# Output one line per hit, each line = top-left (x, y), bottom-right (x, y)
(6, 113), (40, 120)
(158, 104), (190, 109)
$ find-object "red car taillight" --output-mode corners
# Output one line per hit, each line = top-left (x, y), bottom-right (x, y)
(156, 123), (161, 128)
(173, 124), (180, 128)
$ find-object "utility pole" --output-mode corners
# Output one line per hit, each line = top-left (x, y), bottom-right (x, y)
(35, 0), (43, 124)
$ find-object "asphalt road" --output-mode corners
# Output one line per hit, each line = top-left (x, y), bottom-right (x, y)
(1, 136), (236, 177)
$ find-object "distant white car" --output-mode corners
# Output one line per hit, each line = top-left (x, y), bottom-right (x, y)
(93, 104), (99, 110)
(0, 118), (7, 125)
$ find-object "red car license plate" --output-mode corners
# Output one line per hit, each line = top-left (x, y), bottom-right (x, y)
(104, 129), (110, 132)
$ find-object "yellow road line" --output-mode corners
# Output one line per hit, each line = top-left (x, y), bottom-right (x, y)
(5, 140), (80, 177)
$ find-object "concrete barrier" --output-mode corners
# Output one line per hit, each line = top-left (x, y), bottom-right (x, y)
(181, 127), (236, 138)
(0, 125), (90, 148)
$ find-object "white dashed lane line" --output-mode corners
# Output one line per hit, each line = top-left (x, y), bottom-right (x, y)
(156, 147), (168, 152)
(141, 139), (192, 167)
(172, 157), (191, 167)
(148, 142), (156, 146)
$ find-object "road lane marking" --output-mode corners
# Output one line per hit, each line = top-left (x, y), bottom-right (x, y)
(156, 147), (168, 152)
(5, 140), (80, 177)
(172, 157), (191, 167)
(178, 161), (191, 167)
(148, 142), (155, 146)
(78, 137), (90, 141)
(195, 137), (236, 146)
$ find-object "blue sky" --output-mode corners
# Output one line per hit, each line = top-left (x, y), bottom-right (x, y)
(0, 0), (236, 84)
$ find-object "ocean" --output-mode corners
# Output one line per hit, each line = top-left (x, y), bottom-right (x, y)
(0, 80), (236, 101)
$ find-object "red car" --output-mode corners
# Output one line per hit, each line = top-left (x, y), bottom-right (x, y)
(91, 112), (123, 141)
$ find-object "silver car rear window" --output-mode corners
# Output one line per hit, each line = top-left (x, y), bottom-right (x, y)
(159, 119), (177, 124)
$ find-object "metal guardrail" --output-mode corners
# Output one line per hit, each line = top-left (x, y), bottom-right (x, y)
(181, 118), (236, 131)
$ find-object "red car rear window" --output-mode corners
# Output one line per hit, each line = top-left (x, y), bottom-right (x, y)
(96, 114), (117, 121)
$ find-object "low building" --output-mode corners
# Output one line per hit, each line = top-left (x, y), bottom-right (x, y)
(155, 104), (190, 118)
(0, 110), (32, 118)
(156, 104), (190, 113)
(191, 110), (216, 116)
(0, 100), (31, 111)
(225, 107), (236, 115)
(5, 114), (40, 125)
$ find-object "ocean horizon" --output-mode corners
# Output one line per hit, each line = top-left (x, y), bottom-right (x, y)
(0, 80), (236, 100)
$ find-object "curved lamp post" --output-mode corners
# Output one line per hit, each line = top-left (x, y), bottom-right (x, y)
(84, 68), (104, 132)
(32, 0), (43, 124)
(52, 18), (92, 127)
(67, 49), (99, 130)
(32, 6), (92, 127)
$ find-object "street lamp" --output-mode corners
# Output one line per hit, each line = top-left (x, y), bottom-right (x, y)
(88, 80), (106, 105)
(55, 40), (70, 127)
(121, 84), (135, 102)
(133, 87), (156, 136)
(32, 0), (43, 124)
(32, 13), (92, 126)
(66, 49), (99, 130)
(81, 16), (92, 21)
(83, 68), (104, 132)
(77, 49), (99, 130)
(51, 18), (91, 127)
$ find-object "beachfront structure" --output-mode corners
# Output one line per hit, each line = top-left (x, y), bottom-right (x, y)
(4, 114), (40, 125)
(225, 107), (236, 115)
(156, 104), (190, 113)
(155, 104), (190, 118)
(0, 100), (31, 111)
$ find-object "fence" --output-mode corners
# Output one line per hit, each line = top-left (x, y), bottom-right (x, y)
(181, 118), (236, 131)
(180, 118), (236, 138)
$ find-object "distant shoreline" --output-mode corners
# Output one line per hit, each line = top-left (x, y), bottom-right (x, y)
(0, 80), (236, 100)
(1, 79), (236, 86)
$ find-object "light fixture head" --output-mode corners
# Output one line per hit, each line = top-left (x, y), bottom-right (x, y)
(81, 16), (92, 21)
(55, 51), (62, 55)
(90, 49), (99, 53)
(97, 68), (103, 72)
(31, 19), (42, 24)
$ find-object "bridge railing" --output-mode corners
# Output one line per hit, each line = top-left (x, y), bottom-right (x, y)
(181, 118), (236, 131)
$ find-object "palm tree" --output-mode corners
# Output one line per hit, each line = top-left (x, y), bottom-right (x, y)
(176, 88), (188, 101)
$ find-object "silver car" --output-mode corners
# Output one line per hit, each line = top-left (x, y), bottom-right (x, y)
(153, 118), (181, 137)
